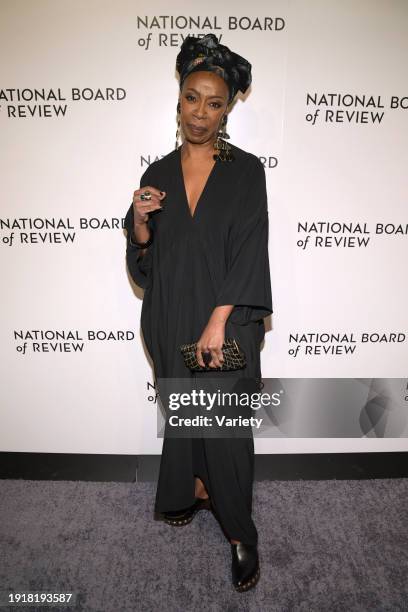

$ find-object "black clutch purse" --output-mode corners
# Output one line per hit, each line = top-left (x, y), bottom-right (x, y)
(180, 337), (246, 372)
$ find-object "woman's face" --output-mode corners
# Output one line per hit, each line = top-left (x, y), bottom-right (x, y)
(179, 70), (230, 145)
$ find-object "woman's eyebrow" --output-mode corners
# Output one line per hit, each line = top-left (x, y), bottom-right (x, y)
(185, 88), (224, 100)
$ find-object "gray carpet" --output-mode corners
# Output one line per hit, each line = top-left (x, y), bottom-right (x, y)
(0, 478), (407, 611)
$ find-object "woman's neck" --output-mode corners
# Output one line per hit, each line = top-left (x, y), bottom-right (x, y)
(181, 139), (217, 162)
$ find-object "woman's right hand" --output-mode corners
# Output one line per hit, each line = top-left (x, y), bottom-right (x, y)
(133, 185), (166, 225)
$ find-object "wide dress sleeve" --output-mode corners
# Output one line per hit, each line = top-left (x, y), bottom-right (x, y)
(215, 156), (273, 325)
(124, 165), (155, 290)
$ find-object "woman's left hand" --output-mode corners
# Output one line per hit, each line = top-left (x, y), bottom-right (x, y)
(196, 320), (225, 368)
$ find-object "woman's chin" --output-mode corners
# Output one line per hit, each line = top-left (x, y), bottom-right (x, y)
(185, 132), (211, 145)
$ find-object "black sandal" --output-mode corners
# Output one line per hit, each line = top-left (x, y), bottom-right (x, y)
(163, 496), (212, 526)
(231, 542), (260, 592)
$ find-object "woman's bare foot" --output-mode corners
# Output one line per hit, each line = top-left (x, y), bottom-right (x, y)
(194, 476), (209, 499)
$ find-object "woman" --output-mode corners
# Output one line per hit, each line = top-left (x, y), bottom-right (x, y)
(124, 34), (273, 592)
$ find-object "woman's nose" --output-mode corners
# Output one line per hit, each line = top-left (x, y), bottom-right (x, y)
(194, 101), (207, 119)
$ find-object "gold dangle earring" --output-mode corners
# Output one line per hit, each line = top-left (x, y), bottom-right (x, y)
(213, 114), (234, 162)
(175, 101), (181, 150)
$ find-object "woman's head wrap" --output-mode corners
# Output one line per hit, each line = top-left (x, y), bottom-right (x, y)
(176, 33), (252, 104)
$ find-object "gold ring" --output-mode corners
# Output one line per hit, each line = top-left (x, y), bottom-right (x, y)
(140, 190), (152, 201)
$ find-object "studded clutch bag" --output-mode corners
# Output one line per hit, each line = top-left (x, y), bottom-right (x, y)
(179, 337), (246, 372)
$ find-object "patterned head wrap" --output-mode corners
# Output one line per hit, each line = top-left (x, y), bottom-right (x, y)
(176, 33), (252, 104)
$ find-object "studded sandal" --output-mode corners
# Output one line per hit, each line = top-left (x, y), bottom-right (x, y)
(231, 542), (260, 592)
(163, 496), (212, 526)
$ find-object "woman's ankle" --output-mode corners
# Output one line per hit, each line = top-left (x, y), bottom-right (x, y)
(195, 492), (209, 499)
(194, 478), (209, 499)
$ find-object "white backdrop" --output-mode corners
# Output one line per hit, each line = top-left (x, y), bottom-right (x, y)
(1, 0), (407, 453)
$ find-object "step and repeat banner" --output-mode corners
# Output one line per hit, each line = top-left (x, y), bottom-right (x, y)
(1, 0), (407, 454)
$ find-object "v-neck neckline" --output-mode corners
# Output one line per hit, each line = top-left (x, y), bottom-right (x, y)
(177, 146), (218, 220)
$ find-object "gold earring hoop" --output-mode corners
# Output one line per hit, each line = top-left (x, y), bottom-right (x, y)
(221, 114), (230, 139)
(175, 101), (181, 150)
(213, 114), (234, 162)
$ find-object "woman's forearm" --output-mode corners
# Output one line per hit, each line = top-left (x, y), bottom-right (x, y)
(132, 220), (151, 258)
(210, 304), (234, 324)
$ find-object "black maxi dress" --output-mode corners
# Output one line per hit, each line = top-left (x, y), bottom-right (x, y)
(124, 142), (273, 546)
